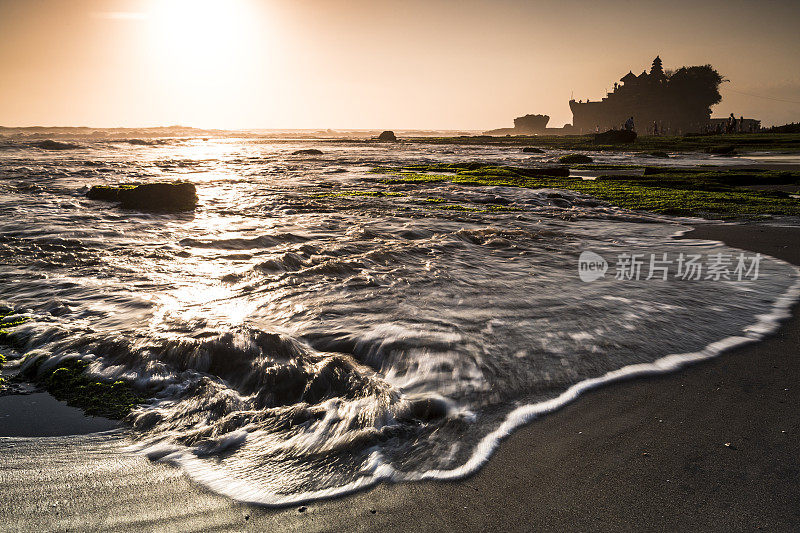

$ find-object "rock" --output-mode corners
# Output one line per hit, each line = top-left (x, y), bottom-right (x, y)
(124, 139), (164, 146)
(87, 182), (197, 211)
(550, 198), (573, 208)
(513, 114), (550, 134)
(648, 151), (669, 158)
(515, 167), (571, 177)
(87, 185), (132, 202)
(293, 149), (323, 155)
(407, 397), (448, 421)
(377, 130), (397, 142)
(558, 153), (593, 164)
(522, 147), (544, 153)
(705, 145), (737, 155)
(473, 195), (512, 205)
(593, 129), (637, 144)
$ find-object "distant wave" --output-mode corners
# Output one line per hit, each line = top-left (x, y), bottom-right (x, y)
(31, 140), (85, 151)
(113, 139), (170, 146)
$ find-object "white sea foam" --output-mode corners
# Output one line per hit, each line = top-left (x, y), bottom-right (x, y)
(119, 231), (800, 507)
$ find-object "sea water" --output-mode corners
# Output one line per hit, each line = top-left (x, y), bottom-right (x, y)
(0, 135), (797, 504)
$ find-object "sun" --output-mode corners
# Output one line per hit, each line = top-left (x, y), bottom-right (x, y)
(148, 0), (257, 64)
(141, 0), (265, 122)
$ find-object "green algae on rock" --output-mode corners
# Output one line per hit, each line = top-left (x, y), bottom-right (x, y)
(558, 154), (594, 164)
(87, 182), (197, 211)
(23, 357), (145, 419)
(375, 163), (800, 219)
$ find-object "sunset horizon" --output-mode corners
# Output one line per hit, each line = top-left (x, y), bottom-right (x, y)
(2, 1), (800, 531)
(2, 0), (799, 130)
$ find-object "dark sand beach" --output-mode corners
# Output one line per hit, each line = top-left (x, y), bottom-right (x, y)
(1, 223), (798, 532)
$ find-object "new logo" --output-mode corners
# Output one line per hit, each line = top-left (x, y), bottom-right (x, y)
(578, 251), (608, 282)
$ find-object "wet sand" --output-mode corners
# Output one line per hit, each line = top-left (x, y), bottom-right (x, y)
(1, 223), (799, 532)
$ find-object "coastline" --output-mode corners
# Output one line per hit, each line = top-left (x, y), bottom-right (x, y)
(2, 223), (799, 531)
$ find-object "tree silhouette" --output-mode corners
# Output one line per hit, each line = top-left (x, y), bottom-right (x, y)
(666, 65), (725, 131)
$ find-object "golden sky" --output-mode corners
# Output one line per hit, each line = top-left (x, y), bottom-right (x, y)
(1, 0), (799, 129)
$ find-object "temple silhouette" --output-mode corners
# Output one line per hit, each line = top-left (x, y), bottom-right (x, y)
(569, 56), (724, 135)
(485, 56), (753, 136)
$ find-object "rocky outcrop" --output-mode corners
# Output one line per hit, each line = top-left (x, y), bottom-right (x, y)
(558, 154), (593, 164)
(593, 129), (637, 144)
(377, 131), (397, 142)
(522, 147), (544, 153)
(87, 182), (197, 211)
(485, 114), (550, 136)
(293, 149), (323, 155)
(513, 114), (550, 134)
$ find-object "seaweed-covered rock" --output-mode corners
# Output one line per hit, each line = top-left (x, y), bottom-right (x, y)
(23, 357), (144, 419)
(515, 166), (571, 177)
(377, 130), (397, 142)
(86, 184), (137, 202)
(705, 145), (737, 155)
(293, 149), (323, 155)
(593, 129), (637, 144)
(558, 153), (593, 164)
(87, 182), (197, 211)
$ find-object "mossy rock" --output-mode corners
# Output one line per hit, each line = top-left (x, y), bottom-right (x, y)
(26, 357), (145, 419)
(558, 154), (593, 164)
(705, 145), (737, 155)
(0, 315), (28, 344)
(375, 163), (800, 218)
(87, 182), (197, 211)
(86, 183), (138, 202)
(593, 129), (637, 144)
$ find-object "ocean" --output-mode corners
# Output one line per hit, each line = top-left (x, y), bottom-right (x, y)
(0, 135), (797, 505)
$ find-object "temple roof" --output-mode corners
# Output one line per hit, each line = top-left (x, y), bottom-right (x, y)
(620, 71), (636, 83)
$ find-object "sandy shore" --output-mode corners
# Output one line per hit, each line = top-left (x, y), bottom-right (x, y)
(1, 223), (799, 532)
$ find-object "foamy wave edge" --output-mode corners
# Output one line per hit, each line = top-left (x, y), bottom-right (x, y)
(139, 226), (800, 507)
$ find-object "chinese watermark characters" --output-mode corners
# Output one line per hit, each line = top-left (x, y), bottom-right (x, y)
(579, 250), (762, 282)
